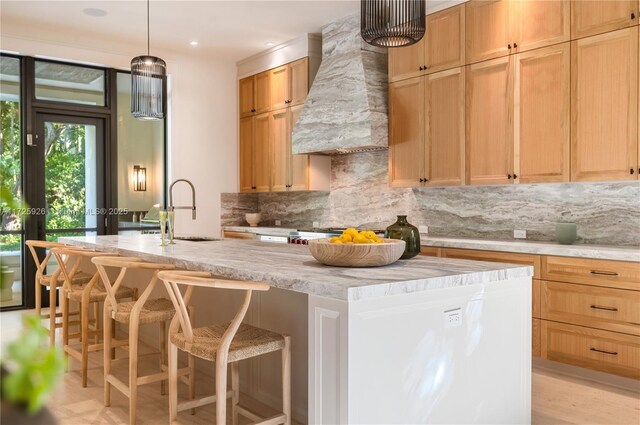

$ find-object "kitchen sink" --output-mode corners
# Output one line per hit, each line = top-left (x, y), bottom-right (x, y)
(173, 236), (222, 242)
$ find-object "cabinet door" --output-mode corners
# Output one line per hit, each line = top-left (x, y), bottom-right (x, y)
(389, 77), (425, 187)
(425, 67), (465, 186)
(514, 43), (570, 183)
(239, 76), (255, 118)
(239, 117), (255, 192)
(270, 108), (289, 192)
(426, 4), (465, 74)
(513, 0), (570, 53)
(289, 104), (309, 191)
(465, 0), (511, 63)
(388, 36), (426, 82)
(289, 58), (309, 106)
(253, 113), (271, 192)
(255, 71), (271, 114)
(571, 28), (638, 181)
(466, 56), (514, 185)
(270, 65), (290, 110)
(571, 0), (637, 39)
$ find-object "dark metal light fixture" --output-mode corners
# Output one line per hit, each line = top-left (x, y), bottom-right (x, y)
(131, 0), (166, 120)
(132, 165), (147, 191)
(361, 0), (426, 48)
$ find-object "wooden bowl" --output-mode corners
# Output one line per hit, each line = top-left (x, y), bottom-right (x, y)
(308, 238), (406, 267)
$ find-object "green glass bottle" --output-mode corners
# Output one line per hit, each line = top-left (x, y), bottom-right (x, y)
(385, 215), (421, 259)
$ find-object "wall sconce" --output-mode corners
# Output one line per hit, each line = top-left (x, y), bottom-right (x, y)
(132, 165), (147, 191)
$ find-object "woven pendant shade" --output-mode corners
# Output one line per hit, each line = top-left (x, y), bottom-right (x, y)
(361, 0), (426, 48)
(131, 55), (166, 120)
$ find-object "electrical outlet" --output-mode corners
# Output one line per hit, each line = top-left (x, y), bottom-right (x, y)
(275, 220), (281, 226)
(514, 229), (527, 239)
(313, 221), (320, 228)
(418, 225), (429, 234)
(444, 308), (462, 328)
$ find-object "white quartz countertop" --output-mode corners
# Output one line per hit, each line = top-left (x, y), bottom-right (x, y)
(60, 235), (531, 301)
(222, 226), (640, 263)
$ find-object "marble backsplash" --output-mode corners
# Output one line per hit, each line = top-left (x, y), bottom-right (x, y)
(221, 151), (640, 247)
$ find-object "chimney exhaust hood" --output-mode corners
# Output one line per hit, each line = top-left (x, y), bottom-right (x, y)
(292, 14), (389, 155)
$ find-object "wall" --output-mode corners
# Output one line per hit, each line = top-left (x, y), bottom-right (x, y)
(222, 150), (640, 246)
(1, 34), (238, 238)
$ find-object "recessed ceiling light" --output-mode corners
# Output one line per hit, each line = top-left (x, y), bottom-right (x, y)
(266, 42), (275, 47)
(190, 41), (199, 46)
(83, 8), (108, 17)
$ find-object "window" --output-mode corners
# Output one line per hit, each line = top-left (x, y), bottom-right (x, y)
(35, 60), (106, 106)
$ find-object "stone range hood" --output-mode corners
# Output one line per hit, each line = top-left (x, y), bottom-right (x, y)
(292, 14), (389, 155)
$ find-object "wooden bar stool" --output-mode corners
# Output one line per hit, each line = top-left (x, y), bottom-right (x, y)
(52, 247), (137, 387)
(25, 240), (90, 345)
(92, 256), (195, 425)
(158, 270), (291, 425)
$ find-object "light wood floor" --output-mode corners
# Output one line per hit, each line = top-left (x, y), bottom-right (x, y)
(2, 310), (639, 424)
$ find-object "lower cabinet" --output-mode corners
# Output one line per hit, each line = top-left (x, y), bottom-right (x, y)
(423, 246), (640, 380)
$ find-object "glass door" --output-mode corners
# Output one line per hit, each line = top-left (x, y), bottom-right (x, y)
(34, 114), (106, 242)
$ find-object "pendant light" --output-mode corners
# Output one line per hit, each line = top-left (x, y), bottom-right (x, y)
(361, 0), (425, 48)
(131, 0), (166, 120)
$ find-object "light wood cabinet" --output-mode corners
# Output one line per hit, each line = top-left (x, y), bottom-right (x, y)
(571, 27), (638, 181)
(289, 58), (309, 106)
(425, 67), (465, 186)
(541, 320), (640, 379)
(542, 280), (640, 336)
(253, 113), (271, 192)
(439, 248), (541, 277)
(514, 43), (570, 183)
(466, 56), (513, 185)
(571, 0), (638, 39)
(270, 108), (289, 192)
(270, 65), (289, 111)
(465, 0), (511, 63)
(239, 77), (256, 118)
(289, 104), (309, 191)
(388, 4), (464, 82)
(389, 77), (424, 187)
(239, 117), (255, 192)
(532, 318), (541, 358)
(512, 0), (570, 53)
(542, 256), (640, 291)
(255, 71), (271, 115)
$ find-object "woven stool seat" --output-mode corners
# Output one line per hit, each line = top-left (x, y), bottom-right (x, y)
(66, 282), (135, 303)
(112, 298), (175, 324)
(171, 322), (286, 363)
(41, 271), (92, 286)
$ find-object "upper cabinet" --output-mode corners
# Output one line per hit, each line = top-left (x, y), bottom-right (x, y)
(465, 0), (570, 64)
(571, 0), (638, 39)
(388, 4), (464, 82)
(255, 71), (271, 115)
(239, 77), (256, 118)
(270, 65), (290, 111)
(571, 27), (638, 181)
(289, 58), (309, 106)
(466, 0), (511, 63)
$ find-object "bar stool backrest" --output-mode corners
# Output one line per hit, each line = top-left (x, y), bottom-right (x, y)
(51, 247), (116, 291)
(157, 271), (270, 362)
(25, 240), (66, 284)
(91, 256), (175, 313)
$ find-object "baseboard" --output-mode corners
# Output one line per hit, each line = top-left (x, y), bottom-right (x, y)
(533, 357), (640, 394)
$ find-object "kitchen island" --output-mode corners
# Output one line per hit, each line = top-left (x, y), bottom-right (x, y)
(62, 234), (533, 424)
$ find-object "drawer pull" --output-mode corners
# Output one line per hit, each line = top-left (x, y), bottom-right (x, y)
(590, 347), (618, 356)
(590, 270), (618, 276)
(590, 305), (618, 312)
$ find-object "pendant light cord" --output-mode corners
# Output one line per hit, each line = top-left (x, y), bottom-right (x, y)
(147, 0), (150, 55)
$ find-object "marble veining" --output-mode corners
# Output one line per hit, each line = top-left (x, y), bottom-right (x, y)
(61, 235), (531, 302)
(292, 14), (388, 154)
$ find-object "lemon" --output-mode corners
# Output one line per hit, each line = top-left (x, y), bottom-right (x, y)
(344, 227), (359, 238)
(330, 236), (341, 243)
(364, 231), (377, 240)
(353, 234), (370, 244)
(340, 234), (353, 243)
(332, 239), (343, 244)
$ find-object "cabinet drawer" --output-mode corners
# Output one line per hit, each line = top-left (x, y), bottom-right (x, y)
(542, 281), (640, 335)
(420, 246), (440, 257)
(223, 231), (255, 240)
(541, 321), (640, 379)
(541, 256), (640, 290)
(532, 318), (541, 358)
(441, 248), (540, 278)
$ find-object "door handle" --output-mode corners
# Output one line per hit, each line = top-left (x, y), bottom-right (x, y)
(590, 305), (618, 312)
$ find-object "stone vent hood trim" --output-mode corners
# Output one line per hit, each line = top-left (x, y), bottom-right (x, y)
(292, 14), (389, 155)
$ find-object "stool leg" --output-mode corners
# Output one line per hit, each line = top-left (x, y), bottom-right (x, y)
(35, 280), (42, 318)
(231, 362), (239, 425)
(129, 322), (139, 425)
(215, 357), (228, 425)
(49, 283), (57, 345)
(103, 305), (112, 407)
(62, 293), (70, 371)
(282, 336), (291, 425)
(188, 354), (195, 415)
(168, 342), (178, 423)
(93, 302), (99, 344)
(159, 320), (167, 395)
(81, 297), (90, 387)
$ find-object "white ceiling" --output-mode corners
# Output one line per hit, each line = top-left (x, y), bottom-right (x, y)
(0, 0), (363, 62)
